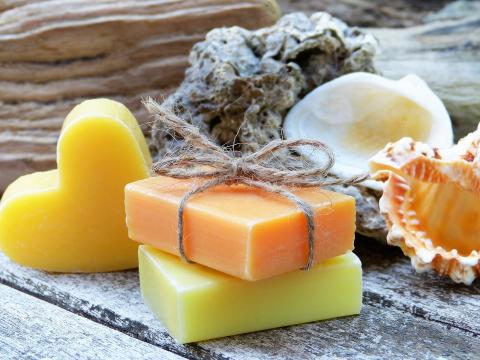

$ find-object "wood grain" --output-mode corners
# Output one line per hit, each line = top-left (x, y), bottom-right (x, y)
(277, 0), (452, 27)
(358, 237), (480, 337)
(0, 0), (280, 190)
(0, 284), (184, 360)
(1, 1), (479, 194)
(0, 239), (478, 359)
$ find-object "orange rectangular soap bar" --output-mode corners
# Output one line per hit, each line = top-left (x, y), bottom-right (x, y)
(125, 176), (356, 281)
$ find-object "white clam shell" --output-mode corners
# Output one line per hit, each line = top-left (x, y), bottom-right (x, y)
(283, 72), (453, 189)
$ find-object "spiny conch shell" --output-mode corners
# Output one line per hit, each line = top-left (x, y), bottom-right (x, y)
(369, 125), (480, 285)
(283, 72), (453, 190)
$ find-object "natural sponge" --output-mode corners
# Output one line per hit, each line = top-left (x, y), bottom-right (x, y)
(152, 12), (378, 155)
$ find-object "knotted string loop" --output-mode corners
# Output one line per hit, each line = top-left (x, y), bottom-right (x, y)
(145, 98), (368, 270)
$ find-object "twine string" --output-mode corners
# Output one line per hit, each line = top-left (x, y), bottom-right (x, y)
(145, 98), (368, 270)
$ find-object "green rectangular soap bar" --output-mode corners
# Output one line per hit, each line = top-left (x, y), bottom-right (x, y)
(139, 245), (362, 343)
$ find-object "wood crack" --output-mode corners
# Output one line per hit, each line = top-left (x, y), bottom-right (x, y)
(363, 290), (480, 338)
(23, 53), (108, 66)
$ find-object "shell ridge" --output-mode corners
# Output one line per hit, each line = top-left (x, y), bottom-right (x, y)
(371, 127), (480, 285)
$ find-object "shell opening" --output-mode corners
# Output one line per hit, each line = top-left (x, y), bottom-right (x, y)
(284, 73), (452, 185)
(407, 179), (480, 257)
(369, 110), (478, 283)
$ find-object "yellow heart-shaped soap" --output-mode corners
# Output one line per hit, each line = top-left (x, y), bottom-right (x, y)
(0, 99), (152, 272)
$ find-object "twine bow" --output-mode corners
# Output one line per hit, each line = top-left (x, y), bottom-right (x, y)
(145, 98), (367, 270)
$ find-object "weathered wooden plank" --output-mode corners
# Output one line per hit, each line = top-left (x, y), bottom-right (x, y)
(358, 238), (480, 337)
(202, 306), (478, 359)
(0, 0), (280, 190)
(278, 0), (452, 27)
(0, 284), (183, 360)
(0, 240), (478, 359)
(0, 258), (231, 360)
(3, 1), (480, 193)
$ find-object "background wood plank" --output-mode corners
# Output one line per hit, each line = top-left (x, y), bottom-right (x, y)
(0, 240), (478, 359)
(2, 1), (480, 193)
(0, 284), (184, 360)
(277, 0), (453, 27)
(0, 0), (279, 190)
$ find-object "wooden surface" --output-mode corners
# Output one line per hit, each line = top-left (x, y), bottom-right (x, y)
(278, 0), (452, 27)
(0, 0), (279, 190)
(2, 0), (480, 193)
(0, 284), (182, 360)
(0, 238), (478, 359)
(1, 1), (479, 358)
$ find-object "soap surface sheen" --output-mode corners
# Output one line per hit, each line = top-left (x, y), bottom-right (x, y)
(139, 245), (363, 343)
(126, 176), (356, 280)
(0, 99), (151, 272)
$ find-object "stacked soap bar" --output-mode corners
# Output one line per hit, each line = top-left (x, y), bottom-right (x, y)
(126, 176), (356, 280)
(125, 176), (362, 343)
(139, 245), (362, 343)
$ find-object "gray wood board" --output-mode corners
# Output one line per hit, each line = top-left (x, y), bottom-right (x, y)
(0, 239), (479, 359)
(358, 238), (480, 337)
(0, 284), (183, 360)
